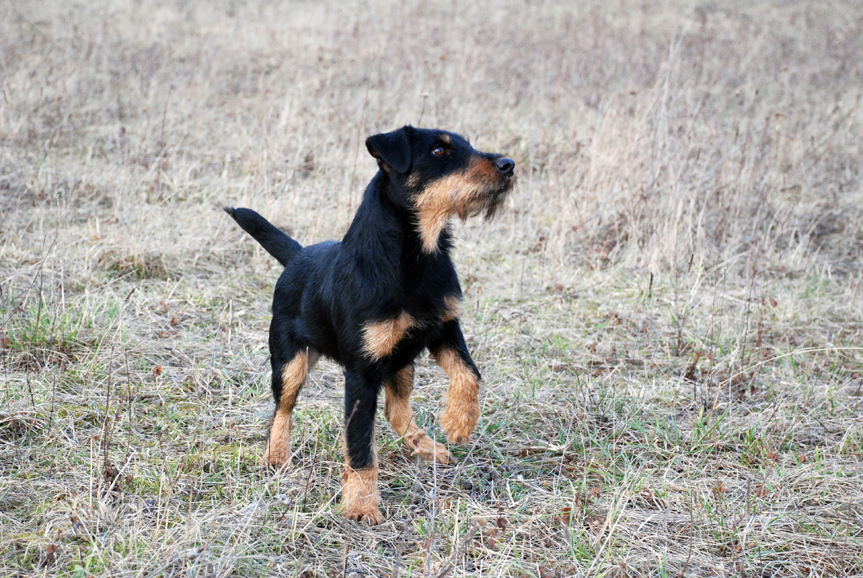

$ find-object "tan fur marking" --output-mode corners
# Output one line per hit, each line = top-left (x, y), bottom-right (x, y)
(384, 366), (452, 464)
(384, 366), (414, 435)
(414, 173), (472, 252)
(413, 156), (509, 253)
(441, 294), (464, 323)
(361, 312), (416, 359)
(342, 465), (382, 525)
(464, 154), (500, 184)
(262, 349), (319, 467)
(433, 348), (481, 443)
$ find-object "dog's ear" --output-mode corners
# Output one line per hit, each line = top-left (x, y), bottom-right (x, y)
(366, 126), (412, 174)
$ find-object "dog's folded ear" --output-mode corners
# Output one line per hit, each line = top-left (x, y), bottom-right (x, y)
(366, 126), (412, 174)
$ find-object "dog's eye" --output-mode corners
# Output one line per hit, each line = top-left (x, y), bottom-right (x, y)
(431, 146), (446, 157)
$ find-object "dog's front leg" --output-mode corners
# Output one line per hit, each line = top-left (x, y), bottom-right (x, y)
(341, 371), (383, 525)
(384, 364), (453, 464)
(431, 320), (482, 444)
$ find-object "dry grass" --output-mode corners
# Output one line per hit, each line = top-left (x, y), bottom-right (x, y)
(2, 0), (863, 576)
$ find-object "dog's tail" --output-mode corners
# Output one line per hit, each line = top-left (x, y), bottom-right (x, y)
(223, 207), (302, 267)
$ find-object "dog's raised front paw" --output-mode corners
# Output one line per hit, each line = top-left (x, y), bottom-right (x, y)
(407, 431), (454, 464)
(440, 399), (479, 444)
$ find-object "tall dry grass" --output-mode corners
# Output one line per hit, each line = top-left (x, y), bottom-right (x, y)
(2, 1), (862, 576)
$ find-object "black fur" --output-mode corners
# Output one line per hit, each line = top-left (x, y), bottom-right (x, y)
(223, 207), (302, 267)
(225, 125), (515, 500)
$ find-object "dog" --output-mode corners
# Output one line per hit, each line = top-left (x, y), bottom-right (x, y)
(225, 125), (515, 524)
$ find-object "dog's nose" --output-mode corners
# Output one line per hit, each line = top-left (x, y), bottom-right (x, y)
(495, 157), (515, 176)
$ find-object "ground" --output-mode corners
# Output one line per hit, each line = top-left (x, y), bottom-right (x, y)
(1, 1), (862, 576)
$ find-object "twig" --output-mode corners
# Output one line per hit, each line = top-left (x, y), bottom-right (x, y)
(300, 441), (320, 513)
(46, 367), (57, 436)
(100, 340), (117, 472)
(392, 537), (404, 578)
(676, 493), (694, 577)
(341, 537), (349, 578)
(25, 374), (35, 408)
(125, 351), (134, 464)
(29, 236), (48, 368)
(426, 427), (439, 575)
(634, 271), (654, 351)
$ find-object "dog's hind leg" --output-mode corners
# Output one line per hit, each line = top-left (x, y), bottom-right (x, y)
(341, 371), (383, 524)
(263, 345), (319, 468)
(384, 364), (452, 464)
(431, 320), (482, 444)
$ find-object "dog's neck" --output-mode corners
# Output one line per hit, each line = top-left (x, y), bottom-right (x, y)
(344, 171), (453, 257)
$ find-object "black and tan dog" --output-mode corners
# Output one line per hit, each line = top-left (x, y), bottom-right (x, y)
(225, 126), (515, 524)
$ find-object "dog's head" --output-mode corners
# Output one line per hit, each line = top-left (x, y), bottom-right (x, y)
(366, 126), (516, 253)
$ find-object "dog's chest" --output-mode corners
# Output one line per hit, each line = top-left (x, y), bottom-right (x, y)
(359, 294), (462, 361)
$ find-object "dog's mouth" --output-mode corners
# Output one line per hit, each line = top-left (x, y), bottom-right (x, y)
(456, 177), (513, 222)
(411, 155), (515, 252)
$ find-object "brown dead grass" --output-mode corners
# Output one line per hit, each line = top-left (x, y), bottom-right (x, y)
(1, 1), (862, 576)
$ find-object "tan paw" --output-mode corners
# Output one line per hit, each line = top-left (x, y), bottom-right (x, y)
(342, 504), (384, 525)
(409, 432), (454, 464)
(440, 399), (479, 443)
(259, 445), (289, 469)
(342, 467), (381, 525)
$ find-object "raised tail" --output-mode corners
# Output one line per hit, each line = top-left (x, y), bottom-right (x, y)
(223, 207), (302, 267)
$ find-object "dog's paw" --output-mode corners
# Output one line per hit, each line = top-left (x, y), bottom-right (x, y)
(440, 399), (479, 444)
(342, 505), (384, 525)
(259, 447), (290, 469)
(409, 433), (454, 465)
(342, 467), (381, 525)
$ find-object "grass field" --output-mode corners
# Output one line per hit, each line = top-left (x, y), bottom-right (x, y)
(2, 0), (863, 576)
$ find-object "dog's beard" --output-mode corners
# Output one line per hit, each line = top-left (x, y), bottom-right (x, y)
(455, 180), (513, 222)
(413, 173), (514, 253)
